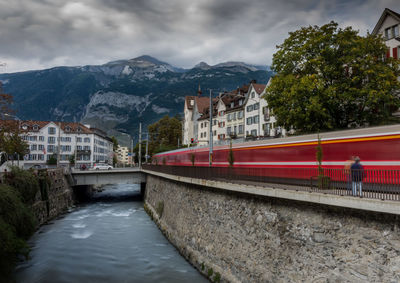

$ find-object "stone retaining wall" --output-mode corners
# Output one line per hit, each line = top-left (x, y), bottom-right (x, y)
(145, 174), (400, 283)
(32, 168), (74, 226)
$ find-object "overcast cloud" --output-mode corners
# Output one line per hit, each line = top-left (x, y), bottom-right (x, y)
(0, 0), (398, 73)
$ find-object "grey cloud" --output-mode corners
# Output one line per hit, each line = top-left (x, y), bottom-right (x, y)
(0, 0), (398, 73)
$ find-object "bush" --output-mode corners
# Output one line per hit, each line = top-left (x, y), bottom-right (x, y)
(4, 166), (40, 205)
(0, 184), (36, 281)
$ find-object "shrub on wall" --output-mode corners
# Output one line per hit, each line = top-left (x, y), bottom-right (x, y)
(3, 166), (40, 205)
(0, 184), (36, 282)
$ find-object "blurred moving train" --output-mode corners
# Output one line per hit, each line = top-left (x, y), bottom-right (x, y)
(152, 125), (400, 171)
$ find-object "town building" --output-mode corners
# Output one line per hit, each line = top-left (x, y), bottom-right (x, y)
(183, 95), (195, 145)
(16, 120), (113, 168)
(372, 8), (400, 59)
(116, 145), (130, 165)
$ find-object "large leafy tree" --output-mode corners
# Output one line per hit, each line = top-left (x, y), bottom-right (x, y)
(0, 83), (29, 160)
(147, 115), (182, 155)
(265, 21), (400, 133)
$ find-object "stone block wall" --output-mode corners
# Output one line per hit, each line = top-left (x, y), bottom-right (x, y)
(32, 168), (74, 226)
(145, 174), (400, 283)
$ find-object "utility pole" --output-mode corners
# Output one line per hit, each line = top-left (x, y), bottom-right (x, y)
(139, 123), (142, 168)
(145, 132), (149, 164)
(57, 122), (61, 167)
(131, 136), (134, 166)
(209, 89), (213, 167)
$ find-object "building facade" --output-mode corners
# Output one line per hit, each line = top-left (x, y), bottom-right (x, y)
(19, 121), (113, 168)
(372, 8), (400, 59)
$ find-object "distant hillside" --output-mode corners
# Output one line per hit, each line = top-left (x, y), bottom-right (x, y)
(0, 55), (272, 145)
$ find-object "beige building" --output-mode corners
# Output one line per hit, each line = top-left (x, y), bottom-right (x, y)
(116, 145), (130, 165)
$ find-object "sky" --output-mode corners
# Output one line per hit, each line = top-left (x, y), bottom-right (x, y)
(0, 0), (398, 73)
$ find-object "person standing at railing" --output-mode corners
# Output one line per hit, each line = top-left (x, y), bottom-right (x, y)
(344, 156), (355, 193)
(351, 156), (364, 197)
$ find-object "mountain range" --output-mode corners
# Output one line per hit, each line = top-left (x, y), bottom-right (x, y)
(0, 55), (273, 145)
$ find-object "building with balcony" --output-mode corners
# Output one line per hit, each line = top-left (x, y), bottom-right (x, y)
(17, 121), (113, 168)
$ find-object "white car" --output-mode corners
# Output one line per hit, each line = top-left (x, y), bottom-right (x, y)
(93, 163), (113, 170)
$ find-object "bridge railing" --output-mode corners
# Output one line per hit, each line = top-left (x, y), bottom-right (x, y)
(142, 165), (400, 201)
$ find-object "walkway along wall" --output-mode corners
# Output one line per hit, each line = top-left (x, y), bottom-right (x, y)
(144, 174), (400, 282)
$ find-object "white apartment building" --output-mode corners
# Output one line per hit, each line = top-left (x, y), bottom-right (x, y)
(372, 8), (400, 59)
(19, 121), (113, 168)
(244, 82), (284, 138)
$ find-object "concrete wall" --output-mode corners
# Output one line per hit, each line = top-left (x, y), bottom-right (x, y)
(32, 168), (74, 226)
(144, 174), (400, 283)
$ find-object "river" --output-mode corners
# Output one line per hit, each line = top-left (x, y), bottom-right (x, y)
(15, 184), (208, 283)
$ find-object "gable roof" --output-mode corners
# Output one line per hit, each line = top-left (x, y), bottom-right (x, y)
(195, 96), (210, 114)
(372, 8), (400, 35)
(251, 83), (267, 95)
(16, 120), (93, 134)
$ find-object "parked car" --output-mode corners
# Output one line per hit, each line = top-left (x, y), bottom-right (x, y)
(93, 163), (113, 170)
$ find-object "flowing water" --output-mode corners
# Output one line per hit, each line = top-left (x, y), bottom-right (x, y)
(15, 184), (208, 283)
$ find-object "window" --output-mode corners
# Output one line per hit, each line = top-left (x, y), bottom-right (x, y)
(213, 130), (216, 136)
(65, 126), (71, 132)
(77, 146), (82, 150)
(39, 136), (44, 141)
(48, 127), (56, 135)
(227, 127), (232, 135)
(239, 125), (244, 134)
(254, 115), (259, 123)
(38, 144), (44, 150)
(251, 92), (255, 98)
(263, 123), (271, 136)
(254, 103), (259, 110)
(238, 111), (243, 119)
(233, 113), (236, 120)
(239, 100), (243, 106)
(204, 132), (206, 138)
(33, 125), (39, 131)
(84, 146), (90, 150)
(31, 144), (37, 151)
(247, 117), (252, 125)
(213, 120), (217, 126)
(234, 126), (237, 135)
(251, 129), (257, 136)
(48, 136), (56, 144)
(230, 102), (234, 108)
(47, 145), (55, 153)
(77, 137), (82, 142)
(190, 100), (194, 106)
(84, 138), (90, 143)
(201, 133), (203, 138)
(247, 105), (254, 112)
(227, 113), (232, 121)
(393, 25), (399, 38)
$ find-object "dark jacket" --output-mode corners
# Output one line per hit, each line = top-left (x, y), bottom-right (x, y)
(351, 162), (364, 182)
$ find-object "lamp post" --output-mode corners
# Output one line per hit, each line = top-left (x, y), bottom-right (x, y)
(209, 89), (213, 167)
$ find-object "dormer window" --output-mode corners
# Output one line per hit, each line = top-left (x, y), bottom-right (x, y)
(65, 126), (71, 132)
(230, 102), (234, 108)
(77, 127), (82, 133)
(33, 124), (39, 131)
(190, 100), (194, 106)
(21, 124), (28, 130)
(239, 100), (243, 106)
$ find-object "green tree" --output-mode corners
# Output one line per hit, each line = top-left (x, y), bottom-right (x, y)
(0, 85), (29, 159)
(47, 154), (57, 165)
(111, 136), (119, 151)
(265, 21), (400, 133)
(147, 115), (182, 155)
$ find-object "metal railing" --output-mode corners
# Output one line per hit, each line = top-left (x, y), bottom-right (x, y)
(142, 165), (400, 201)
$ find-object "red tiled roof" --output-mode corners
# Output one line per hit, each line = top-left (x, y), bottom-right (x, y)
(252, 83), (267, 95)
(17, 120), (93, 134)
(195, 97), (210, 114)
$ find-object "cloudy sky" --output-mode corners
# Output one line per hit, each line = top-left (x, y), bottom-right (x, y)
(0, 0), (398, 73)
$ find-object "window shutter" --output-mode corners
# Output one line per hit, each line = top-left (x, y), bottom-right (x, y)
(387, 49), (391, 58)
(393, 47), (398, 59)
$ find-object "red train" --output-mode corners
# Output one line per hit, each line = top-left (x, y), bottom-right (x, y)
(153, 125), (400, 171)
